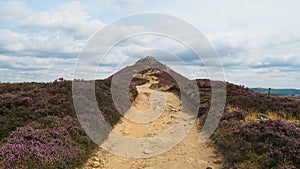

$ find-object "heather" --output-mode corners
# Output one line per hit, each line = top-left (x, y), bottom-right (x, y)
(226, 82), (300, 119)
(149, 70), (178, 91)
(1, 68), (300, 168)
(197, 81), (300, 168)
(212, 108), (300, 169)
(151, 73), (300, 168)
(0, 119), (85, 169)
(0, 78), (139, 168)
(0, 81), (75, 143)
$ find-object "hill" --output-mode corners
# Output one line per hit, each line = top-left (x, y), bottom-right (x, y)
(0, 57), (299, 169)
(251, 88), (300, 97)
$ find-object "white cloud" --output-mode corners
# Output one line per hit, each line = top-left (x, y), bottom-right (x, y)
(224, 67), (300, 88)
(0, 54), (76, 82)
(208, 32), (253, 51)
(0, 54), (75, 70)
(87, 0), (143, 12)
(205, 31), (300, 68)
(0, 1), (31, 23)
(112, 0), (142, 10)
(0, 29), (83, 58)
(0, 0), (299, 88)
(19, 1), (104, 38)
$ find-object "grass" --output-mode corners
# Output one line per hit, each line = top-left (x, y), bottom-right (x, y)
(244, 110), (298, 123)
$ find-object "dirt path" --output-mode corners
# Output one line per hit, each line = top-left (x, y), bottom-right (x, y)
(82, 78), (223, 169)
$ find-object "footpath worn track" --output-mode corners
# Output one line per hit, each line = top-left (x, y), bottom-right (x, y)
(83, 78), (223, 169)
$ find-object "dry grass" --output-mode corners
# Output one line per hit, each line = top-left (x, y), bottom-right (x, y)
(158, 86), (172, 91)
(226, 105), (298, 124)
(244, 109), (298, 124)
(245, 112), (259, 122)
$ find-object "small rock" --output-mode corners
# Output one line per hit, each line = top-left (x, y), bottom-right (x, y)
(99, 159), (105, 165)
(91, 161), (101, 167)
(143, 149), (152, 154)
(257, 113), (271, 121)
(188, 157), (194, 162)
(190, 143), (195, 148)
(93, 156), (99, 161)
(185, 157), (194, 163)
(197, 160), (204, 164)
(144, 167), (155, 169)
(213, 159), (222, 164)
(206, 166), (213, 169)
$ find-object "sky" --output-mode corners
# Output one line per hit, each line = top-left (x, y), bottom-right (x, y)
(0, 0), (299, 89)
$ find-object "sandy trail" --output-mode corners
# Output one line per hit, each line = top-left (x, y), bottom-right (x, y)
(82, 78), (223, 169)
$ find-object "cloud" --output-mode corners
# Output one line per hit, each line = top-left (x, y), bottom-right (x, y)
(251, 53), (300, 68)
(0, 54), (76, 82)
(206, 31), (300, 69)
(84, 32), (203, 67)
(112, 0), (142, 9)
(0, 1), (31, 23)
(87, 0), (143, 12)
(18, 1), (104, 38)
(0, 29), (83, 58)
(207, 31), (253, 57)
(0, 0), (299, 88)
(223, 66), (300, 88)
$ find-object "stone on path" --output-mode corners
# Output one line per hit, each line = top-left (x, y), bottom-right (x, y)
(143, 149), (152, 154)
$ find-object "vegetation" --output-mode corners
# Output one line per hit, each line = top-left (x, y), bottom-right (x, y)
(150, 71), (300, 169)
(0, 67), (299, 168)
(0, 78), (140, 168)
(213, 108), (299, 169)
